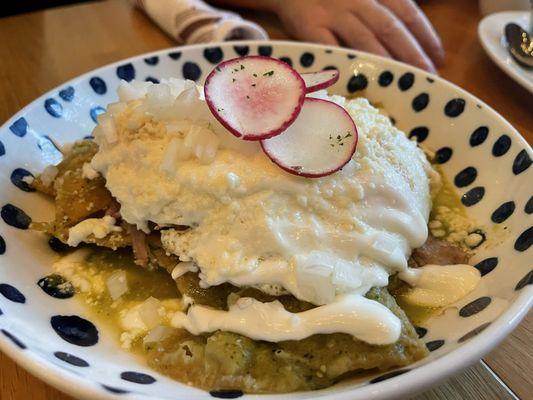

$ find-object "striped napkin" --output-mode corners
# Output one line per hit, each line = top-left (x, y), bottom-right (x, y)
(133, 0), (269, 44)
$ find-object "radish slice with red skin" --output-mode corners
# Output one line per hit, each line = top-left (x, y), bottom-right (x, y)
(261, 98), (358, 178)
(204, 56), (306, 141)
(301, 69), (340, 93)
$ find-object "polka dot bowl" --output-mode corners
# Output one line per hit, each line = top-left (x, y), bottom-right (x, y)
(0, 41), (531, 400)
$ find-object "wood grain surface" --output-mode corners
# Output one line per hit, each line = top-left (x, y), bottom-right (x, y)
(0, 0), (531, 399)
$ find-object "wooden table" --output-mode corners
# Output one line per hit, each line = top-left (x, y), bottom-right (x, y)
(0, 0), (531, 399)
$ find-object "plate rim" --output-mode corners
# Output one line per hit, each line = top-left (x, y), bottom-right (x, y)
(0, 39), (531, 400)
(478, 10), (533, 94)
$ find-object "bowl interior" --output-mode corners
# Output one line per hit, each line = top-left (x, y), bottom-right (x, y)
(0, 41), (531, 400)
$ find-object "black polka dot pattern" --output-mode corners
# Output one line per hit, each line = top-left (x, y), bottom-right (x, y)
(89, 77), (107, 95)
(409, 127), (429, 143)
(204, 47), (223, 64)
(279, 57), (292, 67)
(48, 237), (71, 253)
(323, 65), (337, 71)
(59, 86), (75, 102)
(38, 274), (74, 299)
(90, 106), (105, 123)
(9, 117), (28, 137)
(398, 72), (414, 91)
(461, 187), (485, 207)
(470, 126), (489, 146)
(145, 76), (159, 84)
(491, 201), (515, 223)
(54, 351), (89, 367)
(515, 270), (532, 290)
(426, 340), (445, 352)
(444, 98), (465, 117)
(258, 45), (273, 57)
(512, 149), (531, 175)
(454, 167), (477, 187)
(473, 257), (498, 276)
(233, 45), (249, 56)
(120, 371), (156, 384)
(378, 71), (394, 87)
(102, 385), (129, 394)
(144, 56), (159, 66)
(210, 390), (244, 399)
(37, 135), (61, 159)
(492, 135), (511, 157)
(51, 315), (98, 347)
(1, 204), (31, 229)
(1, 329), (26, 349)
(168, 51), (182, 60)
(458, 322), (491, 343)
(0, 283), (26, 303)
(415, 326), (427, 338)
(10, 168), (35, 192)
(514, 227), (532, 252)
(370, 369), (409, 383)
(44, 98), (63, 118)
(434, 147), (453, 164)
(412, 93), (429, 112)
(525, 196), (533, 214)
(347, 53), (356, 59)
(300, 52), (315, 67)
(459, 297), (491, 317)
(347, 74), (368, 93)
(0, 235), (5, 255)
(182, 62), (201, 81)
(116, 63), (135, 82)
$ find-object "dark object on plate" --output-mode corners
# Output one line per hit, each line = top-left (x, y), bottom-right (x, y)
(504, 23), (533, 69)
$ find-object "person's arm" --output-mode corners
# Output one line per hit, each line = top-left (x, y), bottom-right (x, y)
(208, 0), (444, 73)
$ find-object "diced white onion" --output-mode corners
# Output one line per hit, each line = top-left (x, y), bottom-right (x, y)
(106, 270), (128, 300)
(139, 296), (161, 329)
(143, 325), (173, 345)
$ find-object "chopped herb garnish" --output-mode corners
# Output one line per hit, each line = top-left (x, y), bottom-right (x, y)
(253, 73), (257, 77)
(291, 165), (303, 172)
(246, 95), (250, 99)
(251, 83), (256, 87)
(215, 66), (221, 72)
(263, 70), (274, 77)
(232, 78), (236, 82)
(329, 130), (353, 149)
(240, 64), (245, 70)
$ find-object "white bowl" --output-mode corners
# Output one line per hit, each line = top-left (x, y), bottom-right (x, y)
(0, 41), (531, 400)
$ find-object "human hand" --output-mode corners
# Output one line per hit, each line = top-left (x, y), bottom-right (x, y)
(271, 0), (444, 73)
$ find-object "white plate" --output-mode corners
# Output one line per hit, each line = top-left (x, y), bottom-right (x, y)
(0, 41), (531, 400)
(478, 11), (533, 93)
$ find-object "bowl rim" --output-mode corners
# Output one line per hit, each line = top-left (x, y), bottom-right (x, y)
(0, 40), (531, 400)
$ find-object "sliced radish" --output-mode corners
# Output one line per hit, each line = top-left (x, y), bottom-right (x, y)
(301, 69), (339, 93)
(261, 98), (357, 178)
(204, 56), (306, 141)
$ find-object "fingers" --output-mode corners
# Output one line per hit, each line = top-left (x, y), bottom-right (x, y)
(332, 13), (391, 58)
(379, 0), (444, 67)
(353, 1), (436, 72)
(303, 26), (340, 47)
